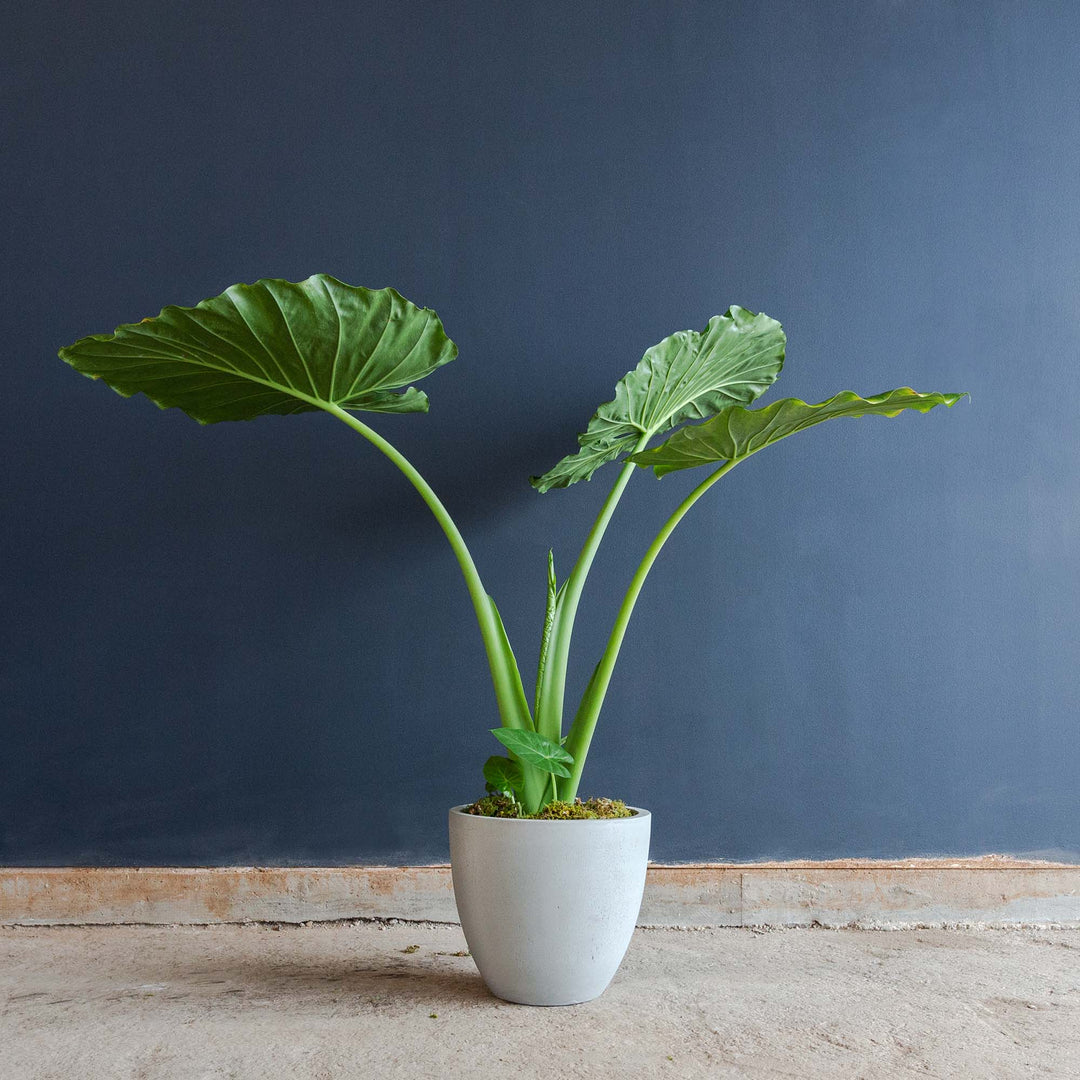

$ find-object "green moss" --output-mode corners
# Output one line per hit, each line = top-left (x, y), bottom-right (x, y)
(462, 794), (522, 817)
(462, 795), (633, 820)
(536, 797), (632, 819)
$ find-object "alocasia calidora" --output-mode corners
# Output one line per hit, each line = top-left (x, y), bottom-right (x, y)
(60, 275), (964, 813)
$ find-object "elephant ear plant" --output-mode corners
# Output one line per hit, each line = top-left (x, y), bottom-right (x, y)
(60, 274), (964, 815)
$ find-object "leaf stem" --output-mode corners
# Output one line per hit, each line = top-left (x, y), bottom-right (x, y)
(562, 457), (741, 799)
(534, 439), (650, 742)
(321, 404), (537, 744)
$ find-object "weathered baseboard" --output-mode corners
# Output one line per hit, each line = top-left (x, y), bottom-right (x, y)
(2, 859), (1077, 928)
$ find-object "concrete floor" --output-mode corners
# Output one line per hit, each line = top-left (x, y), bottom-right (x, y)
(1, 923), (1077, 1079)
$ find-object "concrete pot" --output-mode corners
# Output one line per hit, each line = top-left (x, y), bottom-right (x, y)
(448, 805), (651, 1006)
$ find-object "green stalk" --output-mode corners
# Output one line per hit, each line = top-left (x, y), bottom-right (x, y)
(322, 404), (546, 810)
(562, 458), (741, 800)
(534, 438), (650, 743)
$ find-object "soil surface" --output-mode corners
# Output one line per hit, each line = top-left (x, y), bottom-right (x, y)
(1, 922), (1077, 1078)
(461, 795), (633, 818)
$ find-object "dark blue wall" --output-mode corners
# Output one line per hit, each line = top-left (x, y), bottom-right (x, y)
(3, 1), (1077, 864)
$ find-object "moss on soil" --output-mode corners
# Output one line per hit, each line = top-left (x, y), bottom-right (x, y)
(462, 795), (633, 819)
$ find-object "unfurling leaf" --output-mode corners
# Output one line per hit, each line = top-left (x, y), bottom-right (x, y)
(491, 728), (574, 777)
(486, 595), (534, 732)
(58, 275), (457, 424)
(533, 550), (560, 716)
(531, 306), (785, 491)
(630, 388), (967, 477)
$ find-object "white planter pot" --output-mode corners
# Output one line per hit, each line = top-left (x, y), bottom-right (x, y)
(448, 805), (651, 1006)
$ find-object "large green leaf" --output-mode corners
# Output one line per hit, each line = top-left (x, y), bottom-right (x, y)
(491, 728), (574, 778)
(630, 388), (967, 477)
(58, 275), (457, 424)
(531, 306), (785, 491)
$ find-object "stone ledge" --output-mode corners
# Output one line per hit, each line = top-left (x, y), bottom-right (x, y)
(2, 861), (1077, 928)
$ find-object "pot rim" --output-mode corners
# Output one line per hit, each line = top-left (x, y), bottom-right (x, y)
(450, 804), (650, 823)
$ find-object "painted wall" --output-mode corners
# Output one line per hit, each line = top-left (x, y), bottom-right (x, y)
(3, 1), (1077, 864)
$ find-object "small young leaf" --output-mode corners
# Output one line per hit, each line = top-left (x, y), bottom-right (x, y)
(482, 756), (524, 795)
(491, 728), (574, 777)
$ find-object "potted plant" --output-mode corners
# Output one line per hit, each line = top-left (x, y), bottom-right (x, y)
(59, 275), (963, 1005)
